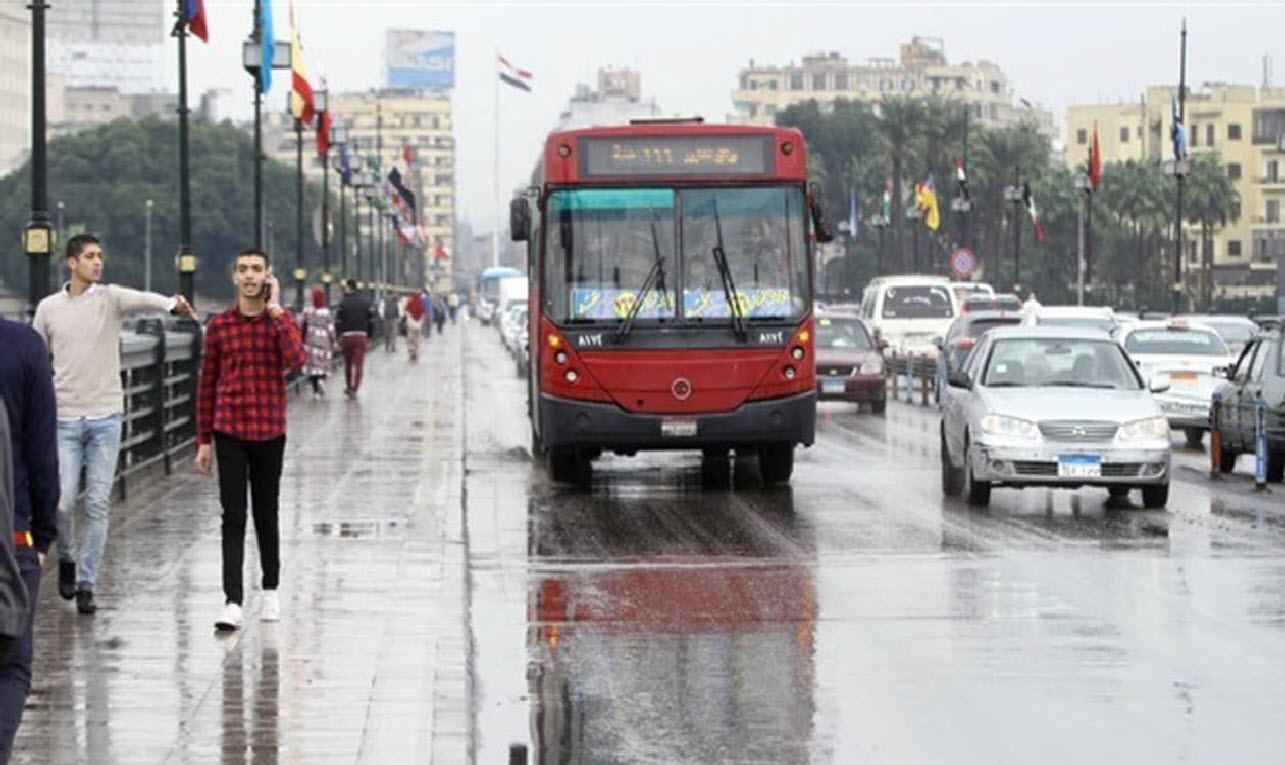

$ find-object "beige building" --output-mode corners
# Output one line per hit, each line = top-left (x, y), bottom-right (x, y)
(1066, 84), (1285, 299)
(0, 7), (29, 176)
(266, 88), (455, 285)
(731, 37), (1053, 137)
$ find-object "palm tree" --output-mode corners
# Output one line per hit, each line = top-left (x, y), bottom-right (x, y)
(874, 97), (927, 272)
(1184, 153), (1239, 310)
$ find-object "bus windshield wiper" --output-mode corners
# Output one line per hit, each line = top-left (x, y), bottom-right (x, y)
(615, 212), (667, 344)
(710, 199), (748, 343)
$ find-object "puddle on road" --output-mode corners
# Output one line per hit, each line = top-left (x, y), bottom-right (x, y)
(311, 520), (402, 539)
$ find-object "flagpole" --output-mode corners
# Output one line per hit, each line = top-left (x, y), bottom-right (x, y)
(295, 117), (304, 310)
(1172, 18), (1188, 315)
(252, 0), (264, 249)
(493, 47), (500, 268)
(1076, 181), (1086, 306)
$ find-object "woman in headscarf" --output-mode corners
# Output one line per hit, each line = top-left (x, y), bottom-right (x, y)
(300, 288), (337, 398)
(404, 292), (426, 362)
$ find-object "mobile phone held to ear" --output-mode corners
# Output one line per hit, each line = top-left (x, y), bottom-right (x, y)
(261, 270), (274, 299)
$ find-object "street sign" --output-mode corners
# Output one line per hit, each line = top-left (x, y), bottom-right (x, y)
(950, 247), (977, 279)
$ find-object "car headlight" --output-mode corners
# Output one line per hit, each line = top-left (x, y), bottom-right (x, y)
(979, 414), (1039, 439)
(1118, 416), (1170, 441)
(859, 355), (883, 375)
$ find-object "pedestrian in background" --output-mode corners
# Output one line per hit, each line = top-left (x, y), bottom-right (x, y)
(0, 317), (59, 760)
(432, 293), (447, 336)
(447, 291), (460, 324)
(405, 293), (425, 362)
(32, 233), (196, 615)
(196, 248), (305, 632)
(381, 293), (399, 352)
(335, 280), (374, 400)
(300, 288), (336, 400)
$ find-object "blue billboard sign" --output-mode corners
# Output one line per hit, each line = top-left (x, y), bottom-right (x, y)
(386, 30), (455, 90)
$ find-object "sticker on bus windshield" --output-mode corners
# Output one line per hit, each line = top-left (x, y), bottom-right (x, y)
(571, 288), (792, 320)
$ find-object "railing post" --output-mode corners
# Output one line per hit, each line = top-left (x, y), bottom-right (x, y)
(1255, 392), (1268, 491)
(905, 353), (914, 403)
(919, 358), (931, 406)
(1210, 390), (1222, 480)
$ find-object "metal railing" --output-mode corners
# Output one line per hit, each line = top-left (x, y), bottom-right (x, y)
(883, 351), (940, 407)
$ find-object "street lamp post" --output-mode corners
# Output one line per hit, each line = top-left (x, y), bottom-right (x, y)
(242, 4), (290, 249)
(867, 214), (889, 277)
(173, 0), (197, 304)
(1003, 179), (1025, 294)
(1074, 173), (1091, 306)
(145, 199), (154, 292)
(293, 113), (305, 310)
(1164, 157), (1192, 313)
(905, 207), (921, 273)
(24, 0), (53, 316)
(323, 118), (347, 303)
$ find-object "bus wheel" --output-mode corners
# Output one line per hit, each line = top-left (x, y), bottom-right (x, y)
(549, 447), (591, 486)
(758, 444), (794, 485)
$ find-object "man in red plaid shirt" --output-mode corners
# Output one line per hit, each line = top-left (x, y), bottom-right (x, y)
(195, 248), (306, 632)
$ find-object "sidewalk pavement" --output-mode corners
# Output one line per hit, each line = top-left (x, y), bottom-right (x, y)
(13, 327), (469, 764)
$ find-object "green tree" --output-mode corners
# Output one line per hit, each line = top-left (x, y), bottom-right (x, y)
(0, 116), (353, 302)
(1184, 153), (1239, 310)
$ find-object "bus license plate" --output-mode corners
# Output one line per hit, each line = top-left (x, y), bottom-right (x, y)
(1058, 454), (1101, 478)
(661, 418), (698, 438)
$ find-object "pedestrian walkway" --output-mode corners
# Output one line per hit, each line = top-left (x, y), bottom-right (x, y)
(13, 326), (469, 764)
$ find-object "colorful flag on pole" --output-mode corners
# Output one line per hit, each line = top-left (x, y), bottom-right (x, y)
(498, 54), (533, 92)
(1170, 95), (1187, 161)
(1089, 121), (1102, 190)
(848, 188), (858, 238)
(916, 174), (940, 231)
(316, 108), (331, 157)
(288, 3), (315, 125)
(388, 167), (417, 217)
(185, 0), (208, 42)
(955, 158), (970, 202)
(1023, 182), (1045, 243)
(259, 0), (274, 92)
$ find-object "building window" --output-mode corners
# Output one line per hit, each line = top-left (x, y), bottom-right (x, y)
(789, 73), (803, 90)
(834, 73), (848, 90)
(1268, 199), (1280, 224)
(1119, 126), (1129, 143)
(745, 104), (758, 118)
(955, 77), (966, 90)
(880, 77), (892, 92)
(990, 80), (1001, 94)
(812, 73), (826, 91)
(1228, 162), (1242, 180)
(989, 104), (998, 119)
(1228, 240), (1243, 257)
(1229, 123), (1242, 140)
(1191, 123), (1199, 147)
(1076, 129), (1087, 145)
(902, 78), (915, 91)
(768, 79), (778, 90)
(1268, 159), (1279, 183)
(765, 104), (777, 116)
(1206, 124), (1215, 147)
(1232, 200), (1242, 221)
(1252, 108), (1285, 144)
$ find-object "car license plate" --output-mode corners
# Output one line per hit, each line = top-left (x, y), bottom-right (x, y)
(821, 379), (845, 394)
(1058, 454), (1101, 478)
(661, 418), (698, 437)
(1171, 371), (1197, 386)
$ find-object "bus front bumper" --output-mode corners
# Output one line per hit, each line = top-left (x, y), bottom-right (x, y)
(539, 391), (817, 452)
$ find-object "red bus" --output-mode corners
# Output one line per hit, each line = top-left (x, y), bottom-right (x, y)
(510, 120), (833, 485)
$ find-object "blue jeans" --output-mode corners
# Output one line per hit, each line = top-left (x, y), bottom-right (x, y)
(0, 549), (40, 762)
(56, 415), (122, 591)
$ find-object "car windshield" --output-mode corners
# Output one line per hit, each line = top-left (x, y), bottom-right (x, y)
(983, 338), (1141, 390)
(816, 317), (871, 349)
(882, 285), (953, 319)
(542, 186), (808, 324)
(1036, 317), (1114, 333)
(1124, 328), (1229, 356)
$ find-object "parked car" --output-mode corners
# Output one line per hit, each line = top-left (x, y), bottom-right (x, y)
(859, 275), (958, 356)
(961, 294), (1021, 314)
(1115, 318), (1234, 447)
(517, 324), (530, 377)
(500, 303), (528, 351)
(1212, 325), (1285, 478)
(940, 326), (1172, 508)
(814, 312), (887, 413)
(1021, 305), (1117, 333)
(934, 309), (1025, 392)
(1177, 314), (1259, 358)
(950, 281), (996, 306)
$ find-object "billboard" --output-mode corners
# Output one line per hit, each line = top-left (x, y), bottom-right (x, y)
(386, 30), (455, 90)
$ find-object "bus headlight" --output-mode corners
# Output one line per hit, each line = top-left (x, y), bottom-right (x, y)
(565, 369), (579, 383)
(791, 346), (805, 362)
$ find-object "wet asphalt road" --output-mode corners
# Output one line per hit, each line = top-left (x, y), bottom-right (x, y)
(465, 323), (1285, 764)
(12, 317), (1285, 763)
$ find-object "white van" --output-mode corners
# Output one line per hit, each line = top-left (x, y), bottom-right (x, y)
(860, 275), (958, 355)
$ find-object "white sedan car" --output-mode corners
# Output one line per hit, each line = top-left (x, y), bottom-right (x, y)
(940, 326), (1172, 508)
(1114, 319), (1234, 448)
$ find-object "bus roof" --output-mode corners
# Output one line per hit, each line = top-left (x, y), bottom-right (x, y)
(479, 267), (522, 279)
(539, 123), (807, 186)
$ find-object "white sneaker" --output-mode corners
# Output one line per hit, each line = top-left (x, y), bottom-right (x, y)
(261, 590), (280, 622)
(215, 602), (243, 632)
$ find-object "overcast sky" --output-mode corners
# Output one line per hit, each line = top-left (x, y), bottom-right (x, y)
(184, 2), (1285, 233)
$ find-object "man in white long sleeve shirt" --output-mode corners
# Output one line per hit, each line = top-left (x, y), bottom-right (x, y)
(32, 234), (196, 614)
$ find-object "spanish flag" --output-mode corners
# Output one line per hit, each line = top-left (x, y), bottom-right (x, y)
(288, 2), (315, 125)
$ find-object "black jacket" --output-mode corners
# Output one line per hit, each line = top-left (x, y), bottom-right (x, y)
(335, 293), (375, 337)
(0, 319), (57, 556)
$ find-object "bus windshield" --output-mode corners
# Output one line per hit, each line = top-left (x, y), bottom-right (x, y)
(543, 186), (808, 324)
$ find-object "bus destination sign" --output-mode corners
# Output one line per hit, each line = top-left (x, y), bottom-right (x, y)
(580, 135), (774, 178)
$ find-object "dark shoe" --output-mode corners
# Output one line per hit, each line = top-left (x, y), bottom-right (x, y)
(76, 589), (97, 615)
(58, 561), (76, 600)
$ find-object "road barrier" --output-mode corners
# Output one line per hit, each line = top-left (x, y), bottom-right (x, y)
(883, 352), (938, 407)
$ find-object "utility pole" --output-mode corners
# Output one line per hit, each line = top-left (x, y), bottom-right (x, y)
(145, 199), (154, 292)
(1172, 19), (1189, 314)
(1004, 167), (1025, 294)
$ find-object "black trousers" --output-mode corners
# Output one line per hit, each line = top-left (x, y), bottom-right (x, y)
(214, 433), (285, 605)
(0, 549), (39, 763)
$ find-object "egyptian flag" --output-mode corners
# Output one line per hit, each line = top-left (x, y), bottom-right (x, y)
(1170, 95), (1187, 161)
(498, 54), (533, 92)
(955, 158), (970, 202)
(1089, 121), (1102, 190)
(388, 167), (417, 216)
(1023, 182), (1045, 243)
(288, 2), (315, 125)
(185, 0), (208, 42)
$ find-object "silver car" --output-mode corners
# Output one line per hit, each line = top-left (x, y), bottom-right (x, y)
(940, 326), (1173, 509)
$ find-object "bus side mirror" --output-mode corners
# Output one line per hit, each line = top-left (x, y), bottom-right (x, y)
(509, 198), (530, 242)
(808, 183), (836, 244)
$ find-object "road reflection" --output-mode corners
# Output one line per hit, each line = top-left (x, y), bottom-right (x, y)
(525, 480), (817, 764)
